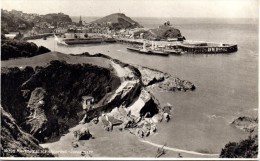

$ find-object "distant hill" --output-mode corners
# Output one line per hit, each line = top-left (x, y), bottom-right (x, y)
(90, 13), (143, 30)
(1, 9), (34, 33)
(1, 9), (72, 33)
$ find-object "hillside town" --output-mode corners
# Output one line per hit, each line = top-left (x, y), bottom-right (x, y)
(2, 9), (185, 42)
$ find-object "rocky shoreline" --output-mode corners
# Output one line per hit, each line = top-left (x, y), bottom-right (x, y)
(231, 116), (258, 134)
(1, 51), (196, 157)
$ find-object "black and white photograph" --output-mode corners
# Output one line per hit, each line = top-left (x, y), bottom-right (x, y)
(0, 0), (259, 159)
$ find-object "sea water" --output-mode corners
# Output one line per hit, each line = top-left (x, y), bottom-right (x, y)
(30, 17), (258, 155)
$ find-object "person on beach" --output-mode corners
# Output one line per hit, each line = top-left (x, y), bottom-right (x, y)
(178, 153), (183, 158)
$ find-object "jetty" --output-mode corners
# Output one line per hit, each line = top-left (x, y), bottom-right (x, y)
(64, 37), (116, 45)
(175, 42), (238, 54)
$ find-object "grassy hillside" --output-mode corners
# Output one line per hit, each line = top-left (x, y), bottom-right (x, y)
(91, 13), (143, 30)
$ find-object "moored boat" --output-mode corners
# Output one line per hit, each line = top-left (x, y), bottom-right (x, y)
(127, 40), (169, 56)
(164, 49), (182, 55)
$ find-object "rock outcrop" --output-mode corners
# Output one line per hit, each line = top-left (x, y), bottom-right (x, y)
(1, 50), (196, 156)
(1, 107), (53, 157)
(1, 60), (120, 142)
(133, 24), (183, 40)
(150, 25), (182, 39)
(231, 116), (258, 133)
(20, 87), (50, 141)
(135, 65), (195, 91)
(73, 127), (92, 141)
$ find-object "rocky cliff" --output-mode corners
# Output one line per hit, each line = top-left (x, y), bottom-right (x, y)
(1, 60), (120, 142)
(1, 51), (196, 156)
(231, 116), (258, 133)
(1, 107), (53, 157)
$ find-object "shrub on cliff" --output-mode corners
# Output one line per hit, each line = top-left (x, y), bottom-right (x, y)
(1, 40), (50, 60)
(37, 46), (51, 55)
(220, 135), (258, 158)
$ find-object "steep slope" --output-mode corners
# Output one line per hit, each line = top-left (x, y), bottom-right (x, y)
(1, 60), (120, 142)
(1, 10), (34, 33)
(1, 107), (54, 157)
(1, 9), (72, 33)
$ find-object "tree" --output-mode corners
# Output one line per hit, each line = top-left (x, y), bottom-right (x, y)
(220, 135), (258, 158)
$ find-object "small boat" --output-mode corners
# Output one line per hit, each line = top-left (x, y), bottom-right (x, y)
(150, 49), (169, 56)
(164, 49), (182, 55)
(126, 46), (140, 52)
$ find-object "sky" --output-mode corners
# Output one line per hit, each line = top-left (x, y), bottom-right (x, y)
(1, 0), (259, 18)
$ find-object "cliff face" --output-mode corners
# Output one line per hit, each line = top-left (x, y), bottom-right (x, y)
(1, 107), (54, 157)
(1, 51), (196, 156)
(1, 60), (120, 142)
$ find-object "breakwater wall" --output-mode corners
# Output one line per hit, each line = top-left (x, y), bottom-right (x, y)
(115, 38), (143, 45)
(22, 33), (54, 41)
(116, 38), (238, 54)
(176, 43), (238, 54)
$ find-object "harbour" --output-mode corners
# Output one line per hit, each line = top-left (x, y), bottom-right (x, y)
(1, 0), (258, 158)
(52, 34), (238, 55)
(28, 17), (258, 154)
